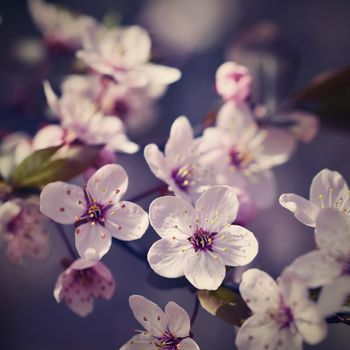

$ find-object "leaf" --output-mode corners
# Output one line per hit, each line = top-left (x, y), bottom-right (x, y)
(11, 144), (103, 188)
(197, 287), (251, 326)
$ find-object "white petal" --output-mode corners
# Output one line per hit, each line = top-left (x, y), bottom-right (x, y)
(195, 185), (239, 233)
(119, 333), (156, 350)
(43, 80), (60, 115)
(184, 250), (225, 290)
(129, 295), (166, 337)
(179, 338), (200, 350)
(214, 225), (258, 266)
(239, 269), (280, 313)
(279, 193), (319, 227)
(315, 208), (350, 257)
(287, 250), (340, 288)
(32, 124), (65, 150)
(149, 195), (195, 238)
(40, 182), (85, 224)
(144, 143), (169, 182)
(147, 238), (189, 278)
(75, 223), (112, 261)
(142, 63), (181, 85)
(86, 164), (128, 204)
(165, 301), (191, 337)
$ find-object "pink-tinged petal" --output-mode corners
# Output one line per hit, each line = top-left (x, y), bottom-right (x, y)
(259, 127), (296, 167)
(105, 201), (149, 241)
(239, 269), (280, 313)
(69, 257), (97, 270)
(64, 287), (94, 317)
(90, 265), (116, 300)
(86, 164), (128, 204)
(32, 124), (65, 150)
(215, 225), (258, 266)
(179, 338), (200, 350)
(275, 329), (303, 350)
(40, 182), (85, 224)
(43, 80), (60, 115)
(279, 193), (319, 227)
(164, 116), (193, 162)
(149, 196), (195, 238)
(120, 333), (156, 350)
(315, 208), (350, 257)
(235, 314), (283, 350)
(195, 185), (239, 233)
(147, 238), (189, 278)
(142, 63), (181, 85)
(129, 295), (167, 337)
(184, 251), (225, 290)
(75, 223), (112, 261)
(165, 301), (191, 337)
(317, 276), (350, 316)
(144, 143), (169, 182)
(310, 169), (349, 210)
(287, 250), (340, 288)
(0, 201), (21, 230)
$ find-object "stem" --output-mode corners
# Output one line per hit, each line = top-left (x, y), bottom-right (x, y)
(54, 222), (77, 259)
(127, 184), (167, 203)
(190, 294), (200, 327)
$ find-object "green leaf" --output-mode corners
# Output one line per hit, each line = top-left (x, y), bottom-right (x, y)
(197, 287), (251, 326)
(10, 144), (103, 189)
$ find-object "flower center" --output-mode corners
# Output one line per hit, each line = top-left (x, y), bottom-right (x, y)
(155, 331), (181, 350)
(229, 147), (253, 169)
(75, 269), (95, 286)
(113, 99), (129, 120)
(188, 228), (217, 252)
(273, 303), (294, 329)
(88, 204), (103, 221)
(171, 165), (193, 192)
(342, 259), (350, 275)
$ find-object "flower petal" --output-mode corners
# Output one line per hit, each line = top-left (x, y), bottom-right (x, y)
(86, 164), (128, 204)
(239, 269), (280, 313)
(129, 295), (167, 337)
(32, 124), (65, 150)
(0, 201), (21, 231)
(144, 143), (169, 182)
(91, 262), (116, 299)
(179, 338), (200, 350)
(279, 193), (319, 227)
(184, 250), (225, 290)
(120, 333), (156, 350)
(214, 225), (258, 266)
(149, 196), (195, 238)
(195, 185), (238, 233)
(165, 301), (191, 337)
(147, 238), (189, 278)
(75, 223), (112, 260)
(40, 182), (85, 224)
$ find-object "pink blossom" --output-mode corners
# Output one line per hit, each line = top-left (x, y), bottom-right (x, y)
(76, 25), (181, 89)
(54, 258), (115, 317)
(144, 116), (214, 204)
(236, 269), (327, 350)
(147, 185), (258, 290)
(279, 169), (349, 227)
(202, 102), (295, 208)
(0, 197), (50, 264)
(120, 295), (199, 350)
(40, 164), (149, 260)
(287, 208), (350, 316)
(216, 62), (252, 102)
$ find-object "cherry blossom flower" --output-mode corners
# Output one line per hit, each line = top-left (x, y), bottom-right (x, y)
(144, 116), (214, 204)
(40, 164), (149, 260)
(28, 0), (96, 51)
(147, 185), (258, 290)
(77, 25), (181, 89)
(54, 258), (115, 317)
(216, 62), (252, 102)
(279, 169), (349, 227)
(287, 208), (350, 316)
(0, 197), (50, 264)
(236, 269), (327, 350)
(120, 295), (199, 350)
(201, 102), (295, 208)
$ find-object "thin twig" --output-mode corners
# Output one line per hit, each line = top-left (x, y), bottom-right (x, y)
(190, 294), (200, 327)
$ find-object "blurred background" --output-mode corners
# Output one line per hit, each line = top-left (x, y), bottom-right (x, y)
(0, 0), (349, 349)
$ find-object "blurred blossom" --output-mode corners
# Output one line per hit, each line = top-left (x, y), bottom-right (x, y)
(12, 38), (46, 65)
(28, 0), (97, 51)
(121, 295), (199, 350)
(0, 197), (50, 264)
(76, 25), (181, 88)
(287, 208), (350, 317)
(0, 132), (33, 180)
(148, 186), (258, 290)
(144, 116), (214, 204)
(54, 258), (115, 317)
(216, 62), (252, 103)
(40, 164), (149, 261)
(202, 102), (295, 209)
(234, 188), (258, 226)
(279, 169), (349, 227)
(141, 0), (239, 57)
(236, 269), (327, 350)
